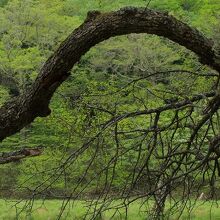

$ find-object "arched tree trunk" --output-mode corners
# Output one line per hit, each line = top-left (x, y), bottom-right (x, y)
(0, 7), (220, 142)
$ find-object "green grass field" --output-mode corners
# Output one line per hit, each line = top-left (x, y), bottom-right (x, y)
(0, 199), (220, 219)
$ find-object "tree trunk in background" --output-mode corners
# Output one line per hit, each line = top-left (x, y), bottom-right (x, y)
(150, 177), (170, 219)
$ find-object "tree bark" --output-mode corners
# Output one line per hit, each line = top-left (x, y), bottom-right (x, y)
(0, 147), (43, 164)
(0, 7), (219, 142)
(150, 177), (170, 220)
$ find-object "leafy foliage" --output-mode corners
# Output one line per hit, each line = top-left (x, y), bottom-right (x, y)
(0, 0), (219, 219)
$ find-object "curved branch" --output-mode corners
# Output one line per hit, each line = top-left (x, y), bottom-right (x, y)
(0, 7), (219, 142)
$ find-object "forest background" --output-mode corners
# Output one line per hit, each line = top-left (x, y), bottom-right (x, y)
(0, 0), (220, 206)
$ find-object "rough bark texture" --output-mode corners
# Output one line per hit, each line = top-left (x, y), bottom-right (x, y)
(0, 7), (220, 142)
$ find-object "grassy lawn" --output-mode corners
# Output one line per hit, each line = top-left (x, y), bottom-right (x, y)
(0, 199), (219, 219)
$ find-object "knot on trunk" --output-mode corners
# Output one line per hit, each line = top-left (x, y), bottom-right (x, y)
(31, 97), (51, 117)
(85, 10), (101, 22)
